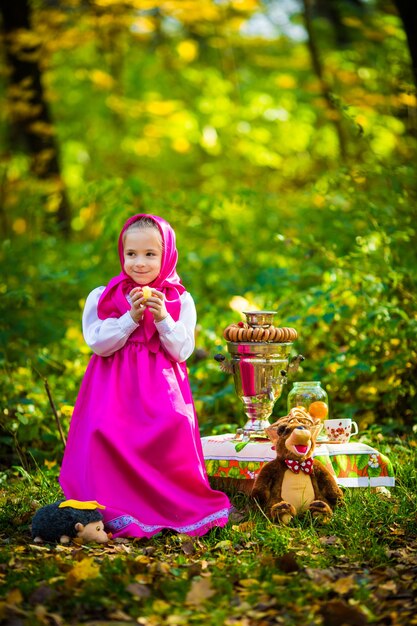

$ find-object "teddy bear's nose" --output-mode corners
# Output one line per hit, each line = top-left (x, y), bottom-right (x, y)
(293, 427), (310, 443)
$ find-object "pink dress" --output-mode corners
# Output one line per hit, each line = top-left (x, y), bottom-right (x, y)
(59, 214), (230, 537)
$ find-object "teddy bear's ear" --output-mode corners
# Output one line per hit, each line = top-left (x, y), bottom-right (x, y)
(265, 415), (290, 442)
(310, 418), (324, 442)
(265, 424), (279, 443)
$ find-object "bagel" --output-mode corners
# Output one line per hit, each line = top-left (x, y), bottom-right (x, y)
(267, 326), (276, 341)
(253, 328), (262, 341)
(232, 327), (240, 341)
(223, 324), (235, 340)
(245, 327), (254, 341)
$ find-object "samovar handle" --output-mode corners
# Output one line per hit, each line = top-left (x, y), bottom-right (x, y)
(214, 353), (234, 375)
(288, 354), (305, 374)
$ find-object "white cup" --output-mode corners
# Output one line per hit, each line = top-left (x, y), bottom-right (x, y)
(324, 419), (359, 443)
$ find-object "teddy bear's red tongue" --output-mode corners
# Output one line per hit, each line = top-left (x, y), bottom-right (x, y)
(295, 445), (308, 454)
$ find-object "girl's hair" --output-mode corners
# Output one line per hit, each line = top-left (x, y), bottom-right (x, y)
(123, 216), (162, 245)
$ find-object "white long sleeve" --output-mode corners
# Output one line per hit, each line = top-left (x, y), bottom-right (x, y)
(82, 286), (196, 362)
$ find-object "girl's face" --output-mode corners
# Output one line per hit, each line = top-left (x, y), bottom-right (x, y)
(123, 227), (163, 285)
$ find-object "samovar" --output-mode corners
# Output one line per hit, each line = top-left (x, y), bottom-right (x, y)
(215, 311), (304, 437)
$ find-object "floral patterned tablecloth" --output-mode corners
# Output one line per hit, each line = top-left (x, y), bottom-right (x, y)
(201, 434), (395, 488)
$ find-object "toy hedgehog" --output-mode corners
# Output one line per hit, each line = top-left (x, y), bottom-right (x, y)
(31, 499), (110, 544)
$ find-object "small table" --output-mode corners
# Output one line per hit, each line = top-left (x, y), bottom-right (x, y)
(202, 434), (395, 494)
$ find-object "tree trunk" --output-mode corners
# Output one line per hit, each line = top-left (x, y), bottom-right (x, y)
(0, 0), (71, 236)
(392, 0), (417, 92)
(302, 0), (348, 160)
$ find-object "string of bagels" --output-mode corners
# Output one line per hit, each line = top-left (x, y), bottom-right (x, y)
(223, 323), (297, 343)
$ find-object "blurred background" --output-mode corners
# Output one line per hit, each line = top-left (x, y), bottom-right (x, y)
(1, 0), (416, 469)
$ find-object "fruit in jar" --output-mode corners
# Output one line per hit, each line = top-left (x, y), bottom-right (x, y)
(308, 401), (329, 420)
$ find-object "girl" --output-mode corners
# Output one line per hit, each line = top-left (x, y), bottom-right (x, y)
(59, 214), (230, 537)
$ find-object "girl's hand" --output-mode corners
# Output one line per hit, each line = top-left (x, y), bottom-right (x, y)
(129, 288), (146, 323)
(144, 288), (168, 323)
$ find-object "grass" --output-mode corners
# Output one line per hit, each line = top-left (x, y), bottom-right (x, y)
(0, 436), (416, 625)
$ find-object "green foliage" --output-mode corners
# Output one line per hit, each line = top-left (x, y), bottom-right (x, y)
(2, 166), (416, 465)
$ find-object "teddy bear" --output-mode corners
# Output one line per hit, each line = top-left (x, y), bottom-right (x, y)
(31, 499), (111, 544)
(252, 407), (343, 524)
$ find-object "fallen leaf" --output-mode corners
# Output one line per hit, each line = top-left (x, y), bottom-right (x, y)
(185, 577), (216, 606)
(66, 557), (100, 584)
(28, 544), (51, 552)
(275, 552), (300, 573)
(6, 589), (23, 606)
(181, 540), (195, 555)
(152, 599), (171, 612)
(232, 521), (256, 533)
(319, 535), (342, 546)
(320, 599), (368, 626)
(378, 580), (398, 593)
(126, 583), (151, 599)
(305, 567), (335, 585)
(134, 554), (151, 564)
(109, 609), (137, 621)
(229, 508), (248, 524)
(28, 584), (56, 605)
(271, 574), (290, 585)
(166, 616), (190, 625)
(331, 574), (357, 595)
(213, 540), (233, 550)
(238, 578), (260, 587)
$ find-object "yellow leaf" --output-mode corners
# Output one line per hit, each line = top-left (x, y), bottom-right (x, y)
(271, 574), (289, 584)
(331, 574), (357, 594)
(28, 121), (55, 136)
(213, 539), (232, 550)
(238, 578), (259, 587)
(398, 93), (417, 107)
(6, 589), (23, 606)
(177, 40), (198, 62)
(232, 521), (255, 533)
(90, 69), (115, 90)
(146, 100), (179, 116)
(59, 500), (105, 510)
(66, 557), (100, 583)
(152, 599), (171, 613)
(60, 405), (74, 417)
(134, 554), (151, 564)
(132, 16), (156, 35)
(313, 194), (325, 208)
(230, 0), (259, 11)
(172, 137), (191, 153)
(0, 602), (7, 620)
(166, 615), (189, 625)
(12, 219), (27, 235)
(275, 74), (296, 89)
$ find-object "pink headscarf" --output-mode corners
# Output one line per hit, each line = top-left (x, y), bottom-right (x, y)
(97, 214), (186, 352)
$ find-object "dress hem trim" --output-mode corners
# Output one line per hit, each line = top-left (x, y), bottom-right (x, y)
(106, 507), (230, 535)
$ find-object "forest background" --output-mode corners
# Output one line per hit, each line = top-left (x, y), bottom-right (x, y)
(1, 0), (416, 471)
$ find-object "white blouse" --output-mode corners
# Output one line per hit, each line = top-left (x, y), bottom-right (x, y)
(82, 286), (197, 362)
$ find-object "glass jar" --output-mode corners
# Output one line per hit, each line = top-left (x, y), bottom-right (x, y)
(287, 381), (329, 420)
